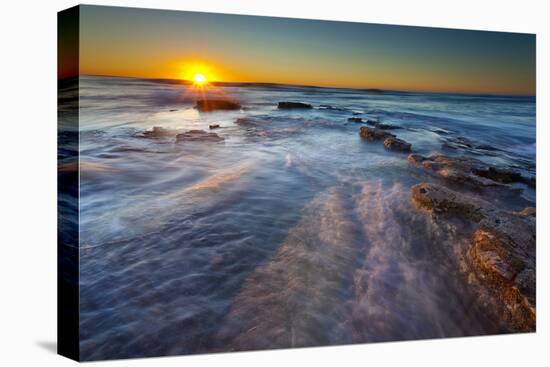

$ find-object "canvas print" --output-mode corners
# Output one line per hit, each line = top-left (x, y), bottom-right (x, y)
(58, 5), (536, 361)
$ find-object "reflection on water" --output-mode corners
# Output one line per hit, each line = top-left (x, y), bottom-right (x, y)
(75, 76), (535, 360)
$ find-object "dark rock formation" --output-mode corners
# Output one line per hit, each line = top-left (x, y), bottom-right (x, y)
(383, 137), (412, 152)
(195, 99), (241, 112)
(277, 101), (313, 109)
(209, 124), (220, 129)
(359, 126), (395, 141)
(411, 183), (535, 331)
(408, 153), (534, 188)
(348, 117), (363, 123)
(375, 122), (401, 130)
(175, 130), (224, 143)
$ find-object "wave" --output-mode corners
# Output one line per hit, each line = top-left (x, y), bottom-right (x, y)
(215, 189), (358, 350)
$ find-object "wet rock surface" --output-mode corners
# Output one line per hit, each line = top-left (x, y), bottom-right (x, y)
(360, 127), (412, 152)
(277, 101), (313, 109)
(359, 126), (395, 141)
(209, 124), (220, 129)
(195, 99), (241, 112)
(175, 130), (224, 143)
(383, 137), (411, 152)
(411, 183), (535, 331)
(408, 153), (534, 188)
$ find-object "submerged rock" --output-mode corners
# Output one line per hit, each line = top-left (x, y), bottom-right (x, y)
(364, 120), (401, 130)
(411, 183), (535, 331)
(140, 126), (180, 138)
(175, 130), (224, 143)
(277, 101), (312, 109)
(319, 104), (346, 111)
(348, 117), (363, 123)
(195, 99), (241, 112)
(442, 136), (474, 150)
(375, 123), (401, 130)
(383, 137), (411, 152)
(359, 126), (395, 141)
(408, 153), (534, 188)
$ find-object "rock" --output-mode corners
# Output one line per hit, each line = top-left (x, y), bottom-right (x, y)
(141, 126), (179, 138)
(195, 99), (241, 112)
(473, 167), (523, 184)
(277, 101), (312, 109)
(359, 127), (395, 141)
(411, 183), (535, 331)
(209, 124), (220, 129)
(408, 153), (532, 188)
(375, 122), (401, 130)
(470, 228), (536, 331)
(383, 137), (412, 152)
(516, 207), (536, 218)
(411, 183), (484, 221)
(175, 130), (224, 143)
(365, 120), (380, 126)
(169, 109), (178, 112)
(348, 117), (363, 123)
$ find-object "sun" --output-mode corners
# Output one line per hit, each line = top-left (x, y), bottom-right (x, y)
(193, 73), (207, 85)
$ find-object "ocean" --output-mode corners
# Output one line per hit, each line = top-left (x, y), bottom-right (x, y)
(64, 75), (535, 360)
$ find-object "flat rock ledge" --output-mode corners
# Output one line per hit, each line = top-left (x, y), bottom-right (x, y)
(359, 126), (395, 140)
(359, 127), (412, 152)
(411, 183), (535, 331)
(195, 99), (241, 112)
(408, 153), (535, 188)
(277, 101), (313, 109)
(175, 130), (224, 143)
(383, 137), (411, 152)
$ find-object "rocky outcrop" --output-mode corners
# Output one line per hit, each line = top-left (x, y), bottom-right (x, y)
(277, 101), (312, 109)
(195, 99), (241, 112)
(359, 127), (395, 141)
(209, 124), (220, 129)
(383, 137), (411, 152)
(360, 127), (412, 152)
(408, 154), (534, 188)
(411, 183), (535, 331)
(175, 130), (224, 143)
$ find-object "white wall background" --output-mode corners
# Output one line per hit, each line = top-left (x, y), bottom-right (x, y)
(0, 0), (547, 365)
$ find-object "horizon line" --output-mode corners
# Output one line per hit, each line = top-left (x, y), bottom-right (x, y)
(70, 73), (536, 98)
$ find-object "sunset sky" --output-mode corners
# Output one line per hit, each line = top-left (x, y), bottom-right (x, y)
(75, 5), (536, 95)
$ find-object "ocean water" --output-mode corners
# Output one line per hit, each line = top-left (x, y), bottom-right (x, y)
(73, 75), (535, 360)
